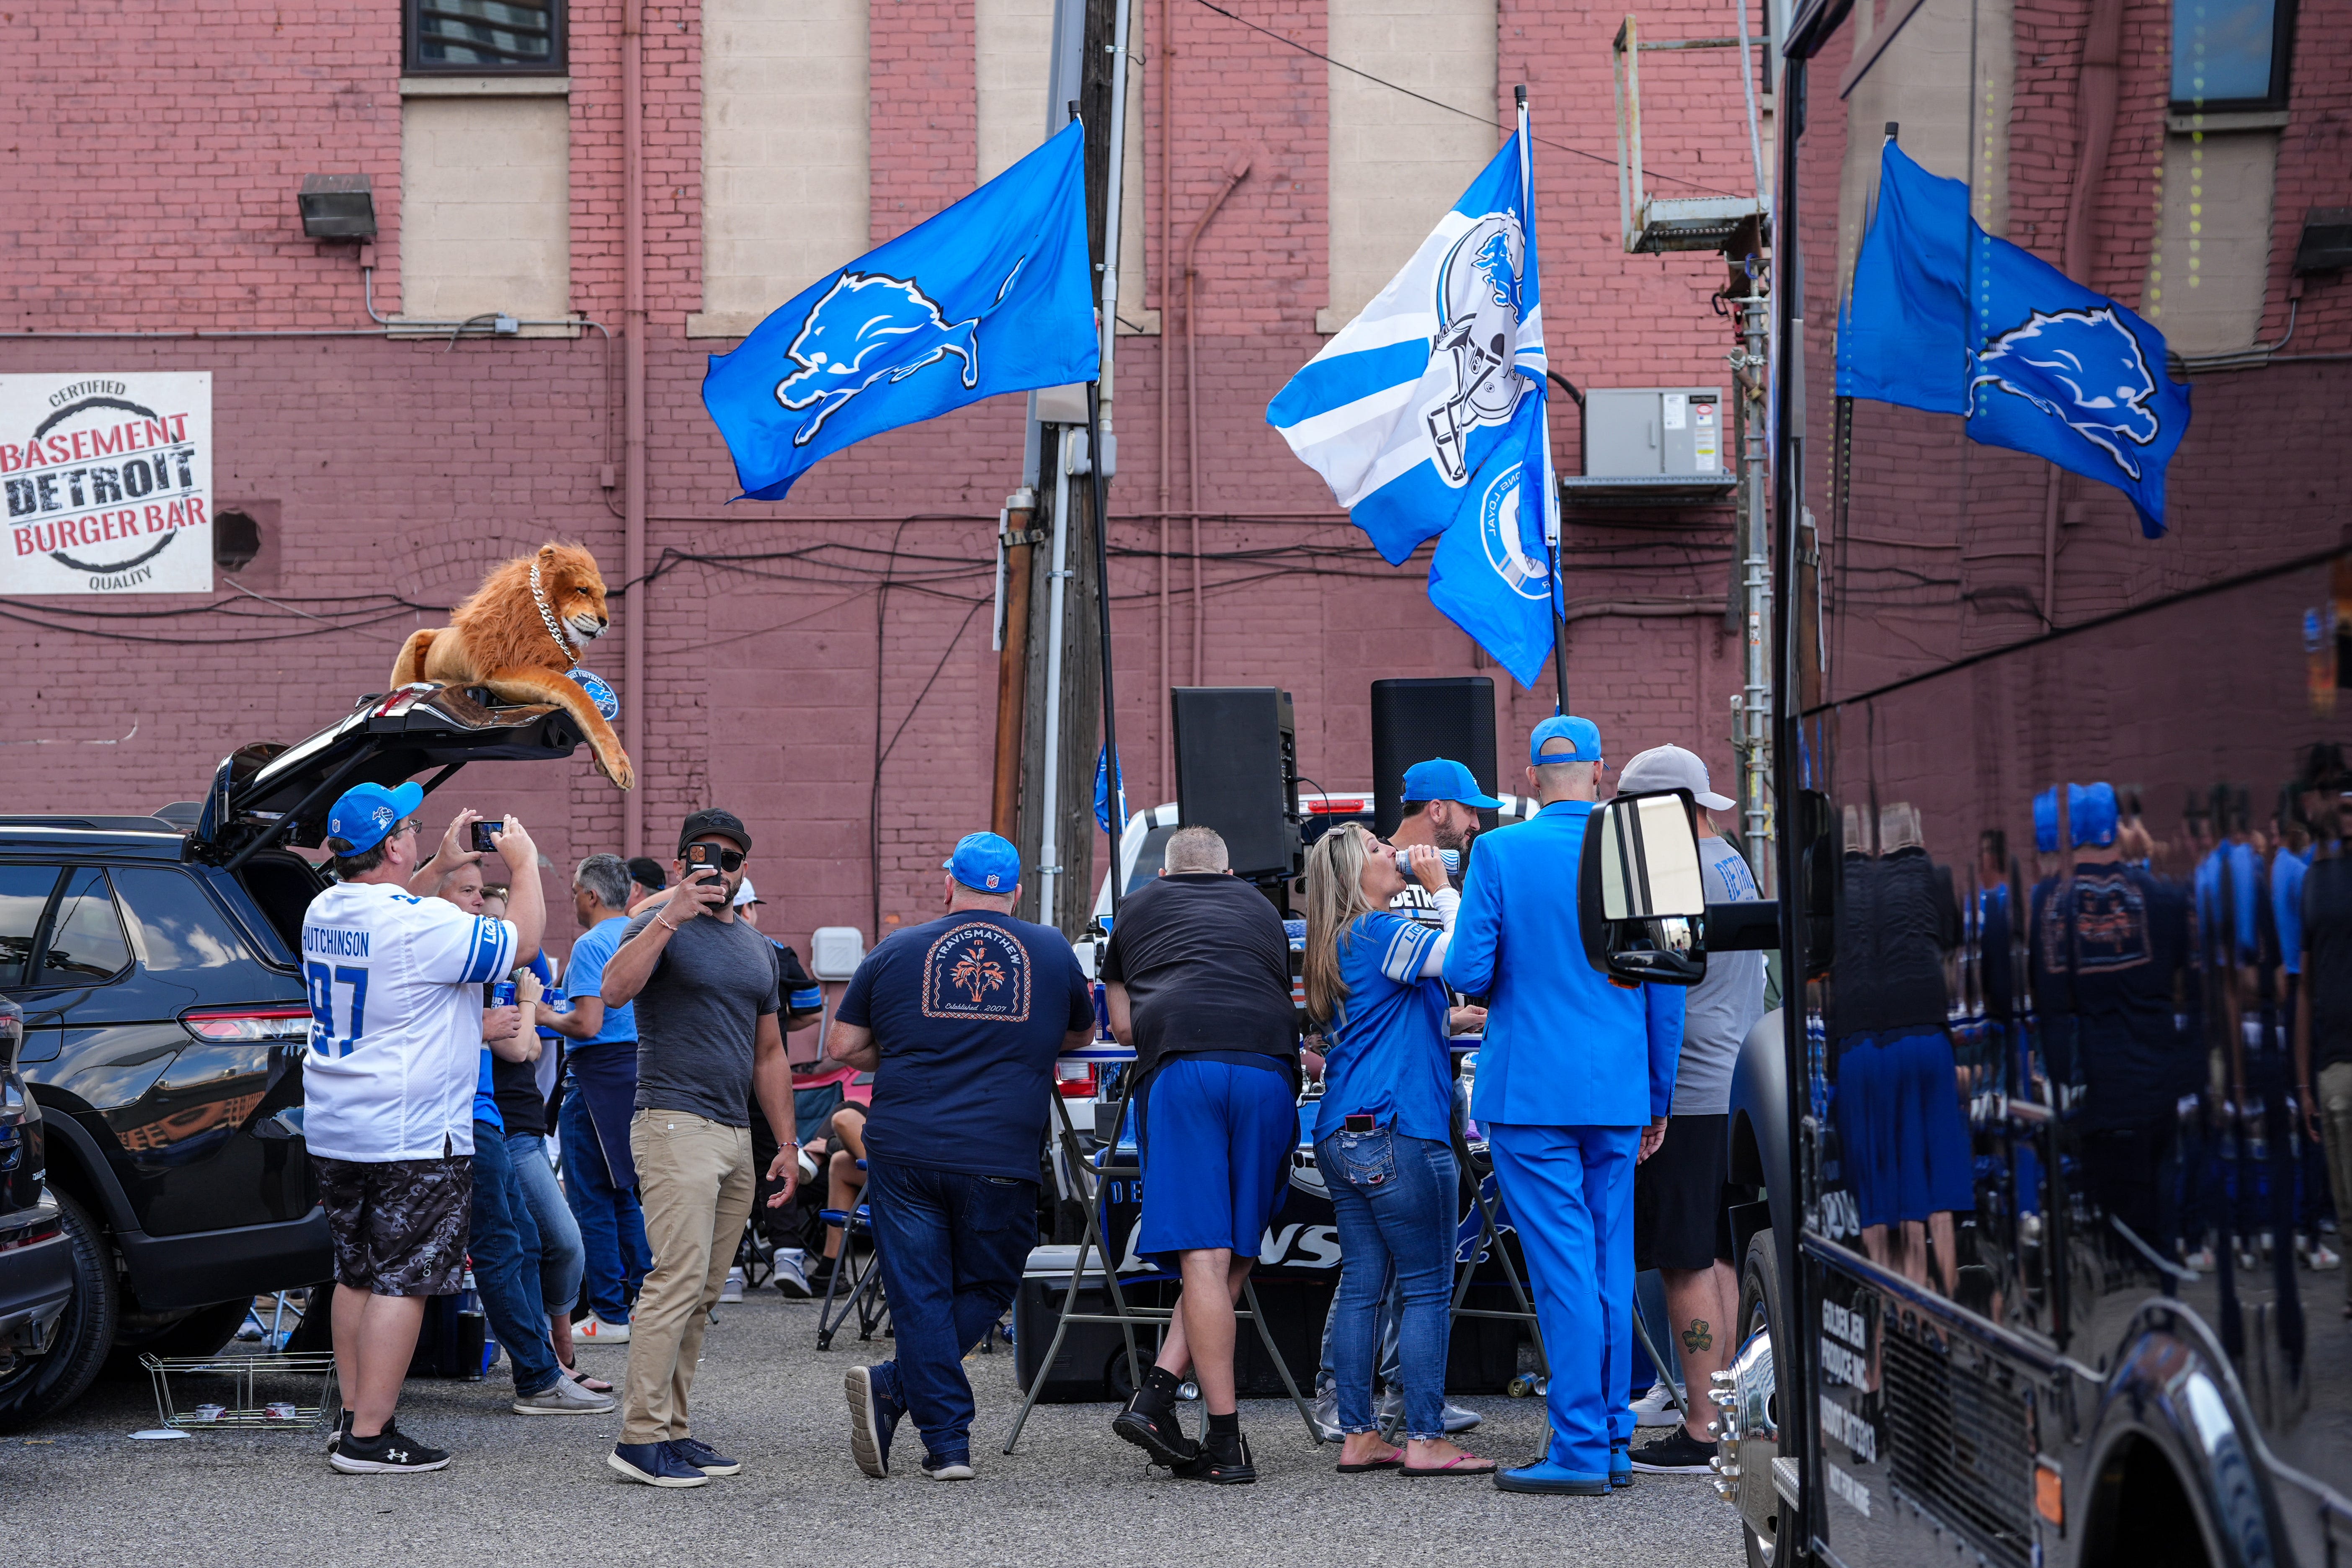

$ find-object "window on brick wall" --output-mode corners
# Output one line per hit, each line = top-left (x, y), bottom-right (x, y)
(406, 0), (566, 73)
(2170, 0), (2295, 111)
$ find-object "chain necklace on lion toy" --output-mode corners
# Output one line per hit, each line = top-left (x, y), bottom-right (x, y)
(529, 558), (621, 722)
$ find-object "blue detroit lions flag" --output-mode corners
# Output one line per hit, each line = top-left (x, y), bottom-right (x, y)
(703, 121), (1099, 502)
(1839, 139), (2190, 536)
(1267, 134), (1558, 686)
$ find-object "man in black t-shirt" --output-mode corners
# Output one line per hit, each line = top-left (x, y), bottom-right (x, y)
(2298, 790), (2352, 1312)
(1099, 825), (1299, 1484)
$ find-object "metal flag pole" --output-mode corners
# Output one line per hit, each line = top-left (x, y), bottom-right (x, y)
(1086, 378), (1123, 918)
(1518, 84), (1571, 717)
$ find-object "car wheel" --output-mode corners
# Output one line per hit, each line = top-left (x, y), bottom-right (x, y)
(0, 1189), (119, 1432)
(1737, 1231), (1786, 1568)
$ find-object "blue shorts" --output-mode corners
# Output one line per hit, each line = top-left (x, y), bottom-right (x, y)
(1137, 1057), (1296, 1263)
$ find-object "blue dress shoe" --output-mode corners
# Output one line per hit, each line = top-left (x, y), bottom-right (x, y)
(1494, 1458), (1613, 1496)
(1610, 1440), (1633, 1489)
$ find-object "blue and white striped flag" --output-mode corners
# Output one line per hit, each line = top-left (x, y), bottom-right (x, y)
(1265, 133), (1559, 686)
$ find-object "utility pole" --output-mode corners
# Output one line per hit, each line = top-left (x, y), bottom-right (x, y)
(1006, 0), (1124, 934)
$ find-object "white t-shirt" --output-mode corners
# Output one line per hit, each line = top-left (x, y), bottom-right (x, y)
(299, 879), (516, 1162)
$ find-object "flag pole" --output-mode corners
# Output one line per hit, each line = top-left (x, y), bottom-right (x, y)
(1518, 84), (1571, 717)
(1086, 375), (1123, 918)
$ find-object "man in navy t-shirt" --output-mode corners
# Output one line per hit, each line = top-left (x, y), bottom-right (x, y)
(830, 831), (1093, 1482)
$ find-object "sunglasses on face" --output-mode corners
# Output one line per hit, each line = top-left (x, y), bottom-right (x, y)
(689, 845), (747, 873)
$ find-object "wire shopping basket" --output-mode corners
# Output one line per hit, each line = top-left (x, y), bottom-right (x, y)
(141, 1351), (339, 1431)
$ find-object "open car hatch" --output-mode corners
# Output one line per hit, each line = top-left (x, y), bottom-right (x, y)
(191, 684), (584, 867)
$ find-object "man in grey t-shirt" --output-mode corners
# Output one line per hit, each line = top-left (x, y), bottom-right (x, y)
(597, 807), (798, 1488)
(1617, 746), (1768, 1473)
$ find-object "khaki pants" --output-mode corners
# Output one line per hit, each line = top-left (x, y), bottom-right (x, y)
(622, 1108), (755, 1445)
(2319, 1064), (2352, 1295)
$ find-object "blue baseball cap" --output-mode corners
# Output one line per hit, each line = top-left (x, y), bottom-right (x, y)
(944, 831), (1022, 893)
(1529, 714), (1603, 766)
(2032, 787), (2061, 854)
(325, 780), (424, 855)
(1401, 758), (1502, 809)
(2071, 781), (2118, 848)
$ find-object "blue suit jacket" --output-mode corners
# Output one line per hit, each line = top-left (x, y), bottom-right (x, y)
(1443, 799), (1684, 1128)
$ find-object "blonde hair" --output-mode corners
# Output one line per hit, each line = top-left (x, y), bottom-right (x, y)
(1302, 823), (1384, 1026)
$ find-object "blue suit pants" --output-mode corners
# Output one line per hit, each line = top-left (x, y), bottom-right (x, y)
(1486, 1121), (1639, 1472)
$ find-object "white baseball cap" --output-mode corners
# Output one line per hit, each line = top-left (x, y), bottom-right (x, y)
(732, 875), (761, 908)
(1615, 745), (1735, 812)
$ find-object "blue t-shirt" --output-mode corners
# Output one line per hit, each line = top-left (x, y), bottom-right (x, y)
(2275, 846), (2311, 975)
(1315, 911), (1452, 1145)
(838, 909), (1093, 1182)
(561, 915), (639, 1048)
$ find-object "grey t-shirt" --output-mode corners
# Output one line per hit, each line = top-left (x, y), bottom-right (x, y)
(1674, 834), (1769, 1117)
(622, 906), (782, 1125)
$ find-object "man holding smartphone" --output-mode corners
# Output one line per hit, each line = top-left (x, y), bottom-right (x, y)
(597, 808), (800, 1488)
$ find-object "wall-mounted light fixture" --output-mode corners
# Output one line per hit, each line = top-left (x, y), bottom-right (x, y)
(298, 174), (377, 240)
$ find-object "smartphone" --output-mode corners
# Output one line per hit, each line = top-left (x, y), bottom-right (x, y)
(470, 820), (500, 854)
(1343, 1112), (1376, 1134)
(685, 843), (721, 879)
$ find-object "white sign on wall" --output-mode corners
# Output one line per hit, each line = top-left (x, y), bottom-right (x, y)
(2, 372), (213, 595)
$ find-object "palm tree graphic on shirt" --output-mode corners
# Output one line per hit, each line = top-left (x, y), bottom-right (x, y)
(949, 944), (1006, 1006)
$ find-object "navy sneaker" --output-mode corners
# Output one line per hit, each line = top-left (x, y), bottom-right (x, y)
(846, 1363), (905, 1478)
(668, 1436), (742, 1476)
(608, 1440), (710, 1488)
(920, 1449), (977, 1480)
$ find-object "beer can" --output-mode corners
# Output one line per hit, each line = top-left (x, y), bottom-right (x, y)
(264, 1401), (298, 1420)
(492, 980), (517, 1008)
(192, 1402), (227, 1423)
(541, 988), (571, 1015)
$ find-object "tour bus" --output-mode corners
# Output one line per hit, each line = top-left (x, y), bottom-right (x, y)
(1581, 0), (2349, 1563)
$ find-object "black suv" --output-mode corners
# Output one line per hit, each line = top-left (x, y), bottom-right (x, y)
(0, 684), (583, 1428)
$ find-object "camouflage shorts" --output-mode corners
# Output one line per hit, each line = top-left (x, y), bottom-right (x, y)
(313, 1155), (473, 1297)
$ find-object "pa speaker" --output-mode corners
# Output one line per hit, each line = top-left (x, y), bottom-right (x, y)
(1171, 687), (1300, 879)
(1370, 677), (1498, 837)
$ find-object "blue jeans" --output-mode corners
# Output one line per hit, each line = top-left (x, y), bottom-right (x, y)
(560, 1080), (649, 1322)
(508, 1130), (585, 1315)
(1317, 1269), (1404, 1396)
(1317, 1125), (1458, 1441)
(865, 1158), (1037, 1459)
(469, 1120), (561, 1396)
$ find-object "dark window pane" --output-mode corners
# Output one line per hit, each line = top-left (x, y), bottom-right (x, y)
(38, 869), (130, 986)
(112, 867), (253, 974)
(0, 866), (62, 989)
(2173, 0), (2279, 103)
(414, 0), (559, 69)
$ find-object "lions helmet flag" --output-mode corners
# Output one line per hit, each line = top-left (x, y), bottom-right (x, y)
(1838, 138), (2190, 536)
(701, 121), (1098, 502)
(1266, 133), (1559, 687)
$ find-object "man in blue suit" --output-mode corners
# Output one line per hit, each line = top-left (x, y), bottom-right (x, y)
(1444, 715), (1684, 1494)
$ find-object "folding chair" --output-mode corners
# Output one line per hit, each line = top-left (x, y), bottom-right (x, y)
(1449, 1117), (1551, 1392)
(815, 1184), (889, 1350)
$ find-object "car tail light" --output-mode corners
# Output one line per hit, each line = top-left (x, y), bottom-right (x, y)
(0, 1212), (62, 1252)
(182, 1005), (313, 1043)
(1055, 1061), (1097, 1099)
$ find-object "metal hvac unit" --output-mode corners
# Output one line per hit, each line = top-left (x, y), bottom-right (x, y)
(1561, 386), (1739, 506)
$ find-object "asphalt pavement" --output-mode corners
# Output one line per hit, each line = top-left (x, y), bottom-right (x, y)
(2, 1289), (1747, 1568)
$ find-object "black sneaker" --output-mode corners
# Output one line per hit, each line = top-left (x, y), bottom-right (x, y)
(1175, 1427), (1256, 1484)
(330, 1421), (451, 1474)
(325, 1407), (353, 1455)
(919, 1450), (977, 1480)
(1630, 1429), (1719, 1474)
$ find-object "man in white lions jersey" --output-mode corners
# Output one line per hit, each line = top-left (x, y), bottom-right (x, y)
(299, 779), (544, 1474)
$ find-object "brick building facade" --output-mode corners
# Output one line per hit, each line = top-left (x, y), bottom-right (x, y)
(5, 0), (2339, 957)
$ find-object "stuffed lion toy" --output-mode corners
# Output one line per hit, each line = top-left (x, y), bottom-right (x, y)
(389, 541), (635, 789)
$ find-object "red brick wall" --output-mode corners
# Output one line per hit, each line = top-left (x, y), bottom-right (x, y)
(26, 0), (2229, 961)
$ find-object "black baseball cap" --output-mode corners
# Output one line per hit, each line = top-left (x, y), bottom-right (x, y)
(678, 808), (751, 857)
(626, 856), (667, 892)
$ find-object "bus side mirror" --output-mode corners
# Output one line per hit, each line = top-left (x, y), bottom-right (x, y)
(1579, 789), (1710, 986)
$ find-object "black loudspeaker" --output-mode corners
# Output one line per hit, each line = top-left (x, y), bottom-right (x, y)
(1370, 677), (1498, 837)
(1171, 687), (1300, 878)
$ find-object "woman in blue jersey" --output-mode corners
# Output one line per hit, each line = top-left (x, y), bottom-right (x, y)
(1302, 822), (1493, 1477)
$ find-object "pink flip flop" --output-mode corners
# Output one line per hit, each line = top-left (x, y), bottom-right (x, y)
(1400, 1453), (1498, 1478)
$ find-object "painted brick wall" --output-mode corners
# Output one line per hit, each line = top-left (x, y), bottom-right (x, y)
(10, 0), (2332, 961)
